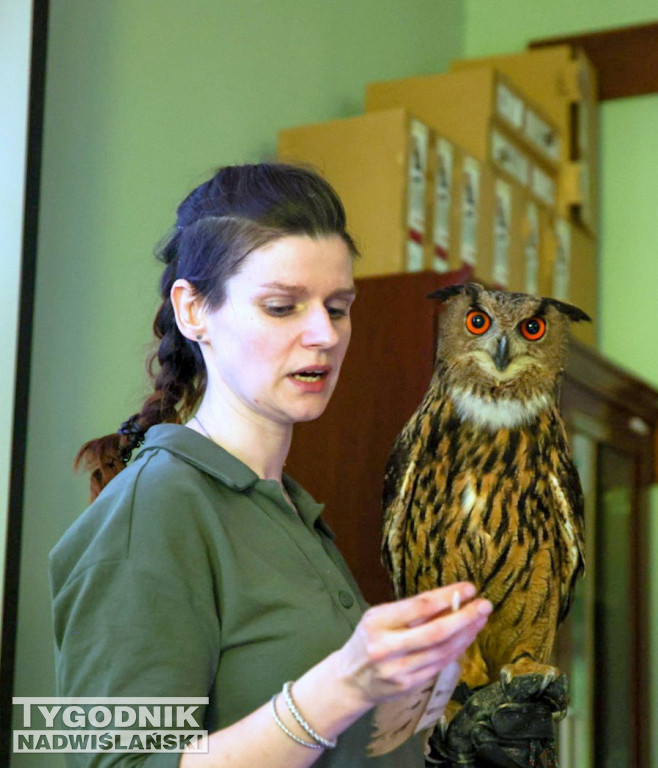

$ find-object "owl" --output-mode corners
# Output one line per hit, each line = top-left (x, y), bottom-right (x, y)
(382, 282), (589, 695)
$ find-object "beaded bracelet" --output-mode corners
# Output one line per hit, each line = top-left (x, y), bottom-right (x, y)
(282, 681), (337, 750)
(270, 694), (323, 750)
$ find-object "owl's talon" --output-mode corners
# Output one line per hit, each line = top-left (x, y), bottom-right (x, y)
(539, 670), (557, 693)
(500, 656), (561, 699)
(499, 667), (513, 692)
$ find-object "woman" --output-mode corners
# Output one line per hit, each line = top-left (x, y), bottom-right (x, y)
(50, 163), (492, 767)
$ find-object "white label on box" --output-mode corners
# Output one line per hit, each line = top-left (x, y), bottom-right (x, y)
(496, 82), (525, 130)
(524, 202), (539, 294)
(531, 165), (556, 207)
(460, 156), (480, 267)
(553, 218), (571, 301)
(432, 137), (453, 273)
(525, 109), (560, 162)
(492, 179), (511, 287)
(406, 119), (429, 271)
(491, 130), (529, 186)
(406, 240), (425, 272)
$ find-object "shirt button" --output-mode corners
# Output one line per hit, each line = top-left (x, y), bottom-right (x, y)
(338, 590), (354, 609)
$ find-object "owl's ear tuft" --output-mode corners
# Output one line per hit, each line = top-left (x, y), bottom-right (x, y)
(427, 283), (464, 303)
(543, 298), (591, 323)
(428, 282), (483, 303)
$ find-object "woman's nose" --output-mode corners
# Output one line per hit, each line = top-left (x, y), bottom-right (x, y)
(301, 306), (340, 348)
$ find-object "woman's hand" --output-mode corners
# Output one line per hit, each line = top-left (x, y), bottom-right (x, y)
(180, 584), (490, 767)
(336, 583), (492, 707)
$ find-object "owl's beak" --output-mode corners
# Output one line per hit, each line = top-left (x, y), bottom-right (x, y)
(492, 335), (511, 371)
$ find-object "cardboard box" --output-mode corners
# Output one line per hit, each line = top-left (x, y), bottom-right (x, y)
(278, 109), (430, 278)
(427, 134), (461, 273)
(450, 47), (598, 234)
(436, 155), (528, 291)
(543, 218), (598, 346)
(489, 174), (526, 292)
(365, 68), (560, 175)
(522, 199), (553, 297)
(450, 165), (552, 296)
(489, 127), (558, 211)
(451, 154), (495, 279)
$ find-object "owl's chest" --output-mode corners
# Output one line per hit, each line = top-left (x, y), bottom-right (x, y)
(415, 414), (558, 541)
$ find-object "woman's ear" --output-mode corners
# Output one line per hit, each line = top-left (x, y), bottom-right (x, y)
(170, 279), (207, 342)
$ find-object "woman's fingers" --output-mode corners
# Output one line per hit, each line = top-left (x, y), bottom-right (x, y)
(341, 583), (492, 706)
(372, 583), (478, 629)
(396, 595), (492, 653)
(373, 606), (489, 681)
(362, 584), (492, 657)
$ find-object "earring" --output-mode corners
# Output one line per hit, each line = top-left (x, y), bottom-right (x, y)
(195, 334), (203, 341)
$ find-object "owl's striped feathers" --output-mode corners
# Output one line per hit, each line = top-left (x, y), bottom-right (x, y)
(382, 283), (589, 694)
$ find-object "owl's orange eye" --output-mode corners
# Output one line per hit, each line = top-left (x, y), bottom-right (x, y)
(520, 316), (546, 341)
(465, 310), (491, 335)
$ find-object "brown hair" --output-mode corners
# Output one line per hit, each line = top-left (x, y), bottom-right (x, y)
(76, 163), (358, 499)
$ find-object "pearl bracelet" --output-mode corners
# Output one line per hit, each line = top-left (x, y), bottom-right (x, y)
(270, 694), (323, 750)
(282, 681), (337, 750)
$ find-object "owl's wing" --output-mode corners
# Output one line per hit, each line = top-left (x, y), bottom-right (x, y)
(549, 414), (586, 623)
(382, 411), (426, 599)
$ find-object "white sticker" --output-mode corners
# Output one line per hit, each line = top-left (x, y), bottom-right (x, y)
(496, 82), (525, 130)
(530, 165), (556, 207)
(406, 119), (429, 271)
(524, 202), (539, 294)
(525, 108), (560, 162)
(460, 156), (480, 267)
(492, 179), (511, 287)
(491, 130), (529, 186)
(432, 138), (454, 272)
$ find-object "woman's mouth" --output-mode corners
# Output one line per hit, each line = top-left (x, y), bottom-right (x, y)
(289, 366), (331, 386)
(292, 370), (327, 382)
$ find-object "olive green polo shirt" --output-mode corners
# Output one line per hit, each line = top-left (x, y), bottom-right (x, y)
(50, 424), (423, 767)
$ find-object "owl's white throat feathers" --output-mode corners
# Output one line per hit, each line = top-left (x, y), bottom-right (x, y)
(450, 387), (551, 430)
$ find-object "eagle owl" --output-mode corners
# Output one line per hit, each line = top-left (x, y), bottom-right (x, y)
(382, 282), (589, 694)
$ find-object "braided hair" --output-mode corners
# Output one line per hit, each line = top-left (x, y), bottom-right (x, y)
(75, 163), (358, 500)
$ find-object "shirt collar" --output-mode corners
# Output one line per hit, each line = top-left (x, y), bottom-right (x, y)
(136, 424), (260, 490)
(135, 424), (330, 534)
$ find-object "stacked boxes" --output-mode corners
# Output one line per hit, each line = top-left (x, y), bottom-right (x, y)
(278, 109), (431, 278)
(277, 46), (598, 345)
(364, 68), (564, 298)
(428, 138), (491, 278)
(449, 47), (599, 346)
(543, 217), (598, 347)
(365, 68), (561, 184)
(450, 45), (598, 235)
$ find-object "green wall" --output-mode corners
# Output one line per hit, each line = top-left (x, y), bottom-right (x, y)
(11, 2), (464, 766)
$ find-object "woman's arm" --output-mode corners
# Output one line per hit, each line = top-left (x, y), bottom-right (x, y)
(181, 583), (491, 767)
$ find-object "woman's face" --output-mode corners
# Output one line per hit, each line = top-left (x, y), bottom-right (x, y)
(201, 234), (356, 428)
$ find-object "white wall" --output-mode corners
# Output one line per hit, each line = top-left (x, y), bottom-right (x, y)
(0, 0), (33, 651)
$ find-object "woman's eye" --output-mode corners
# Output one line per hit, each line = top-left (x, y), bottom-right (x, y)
(264, 304), (296, 317)
(327, 306), (349, 320)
